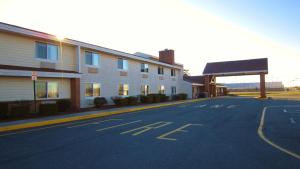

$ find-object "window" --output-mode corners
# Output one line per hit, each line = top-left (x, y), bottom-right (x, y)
(36, 81), (59, 99)
(171, 86), (177, 95)
(118, 58), (128, 70)
(47, 82), (59, 98)
(141, 63), (149, 73)
(141, 85), (149, 95)
(36, 82), (47, 98)
(158, 67), (164, 75)
(85, 51), (100, 66)
(171, 69), (176, 76)
(159, 85), (165, 94)
(36, 42), (58, 61)
(119, 84), (129, 96)
(85, 83), (100, 97)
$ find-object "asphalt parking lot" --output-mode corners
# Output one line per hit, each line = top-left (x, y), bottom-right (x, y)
(0, 97), (299, 169)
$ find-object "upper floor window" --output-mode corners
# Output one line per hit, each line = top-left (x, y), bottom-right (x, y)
(85, 83), (100, 97)
(85, 51), (100, 66)
(141, 85), (149, 95)
(118, 58), (128, 70)
(36, 81), (59, 99)
(119, 84), (129, 96)
(36, 42), (58, 61)
(171, 69), (176, 76)
(158, 85), (165, 94)
(141, 63), (149, 73)
(158, 67), (164, 75)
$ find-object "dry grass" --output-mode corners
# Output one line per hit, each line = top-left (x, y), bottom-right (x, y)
(229, 91), (300, 100)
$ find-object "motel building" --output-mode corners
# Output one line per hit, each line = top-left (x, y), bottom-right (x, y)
(0, 22), (198, 111)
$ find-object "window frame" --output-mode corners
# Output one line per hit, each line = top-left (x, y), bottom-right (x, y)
(118, 58), (128, 71)
(85, 83), (101, 98)
(36, 81), (59, 99)
(85, 51), (100, 67)
(141, 84), (150, 95)
(158, 66), (164, 75)
(118, 84), (129, 96)
(141, 63), (149, 73)
(158, 85), (165, 94)
(171, 86), (177, 95)
(171, 69), (176, 77)
(35, 42), (59, 62)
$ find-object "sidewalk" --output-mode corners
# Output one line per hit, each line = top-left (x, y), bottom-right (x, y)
(0, 99), (204, 132)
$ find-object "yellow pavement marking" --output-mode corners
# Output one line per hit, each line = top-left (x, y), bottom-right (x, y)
(0, 118), (102, 137)
(120, 121), (173, 136)
(67, 119), (122, 128)
(258, 107), (300, 160)
(157, 123), (203, 141)
(0, 99), (206, 133)
(96, 120), (142, 132)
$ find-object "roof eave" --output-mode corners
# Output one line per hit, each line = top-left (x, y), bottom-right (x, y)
(0, 22), (183, 70)
(203, 70), (268, 77)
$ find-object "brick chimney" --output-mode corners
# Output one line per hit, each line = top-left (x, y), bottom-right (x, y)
(159, 49), (174, 65)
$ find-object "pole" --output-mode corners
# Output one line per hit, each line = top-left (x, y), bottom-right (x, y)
(33, 80), (37, 113)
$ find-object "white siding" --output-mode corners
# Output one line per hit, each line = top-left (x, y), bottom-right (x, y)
(0, 77), (71, 102)
(0, 32), (189, 107)
(0, 32), (77, 71)
(80, 49), (184, 107)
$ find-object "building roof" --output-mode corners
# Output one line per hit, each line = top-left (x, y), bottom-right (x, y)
(134, 52), (183, 67)
(0, 22), (183, 69)
(183, 75), (205, 84)
(203, 58), (268, 76)
(134, 52), (157, 60)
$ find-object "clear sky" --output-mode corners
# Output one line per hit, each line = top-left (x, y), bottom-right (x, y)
(0, 0), (299, 86)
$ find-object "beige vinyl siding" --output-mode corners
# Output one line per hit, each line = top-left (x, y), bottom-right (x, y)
(0, 32), (76, 71)
(0, 77), (71, 102)
(79, 49), (182, 107)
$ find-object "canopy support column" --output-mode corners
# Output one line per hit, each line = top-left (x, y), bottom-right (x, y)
(204, 75), (211, 97)
(260, 73), (266, 98)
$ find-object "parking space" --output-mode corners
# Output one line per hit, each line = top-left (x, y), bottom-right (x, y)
(262, 105), (300, 158)
(0, 97), (300, 169)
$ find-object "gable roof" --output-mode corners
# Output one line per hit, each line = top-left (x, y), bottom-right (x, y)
(203, 58), (268, 76)
(183, 75), (205, 84)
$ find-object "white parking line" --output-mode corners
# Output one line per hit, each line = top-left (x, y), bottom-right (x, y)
(194, 104), (207, 108)
(227, 105), (237, 109)
(68, 119), (122, 128)
(0, 118), (108, 137)
(290, 118), (296, 124)
(210, 104), (223, 109)
(96, 120), (142, 132)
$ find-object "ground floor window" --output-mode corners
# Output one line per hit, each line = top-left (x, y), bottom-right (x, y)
(141, 85), (149, 95)
(171, 86), (176, 95)
(158, 85), (165, 94)
(36, 81), (59, 99)
(119, 84), (129, 96)
(85, 83), (101, 97)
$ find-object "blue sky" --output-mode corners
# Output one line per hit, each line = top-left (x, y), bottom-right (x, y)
(189, 0), (300, 49)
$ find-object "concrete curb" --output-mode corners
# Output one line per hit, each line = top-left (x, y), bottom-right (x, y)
(0, 99), (205, 133)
